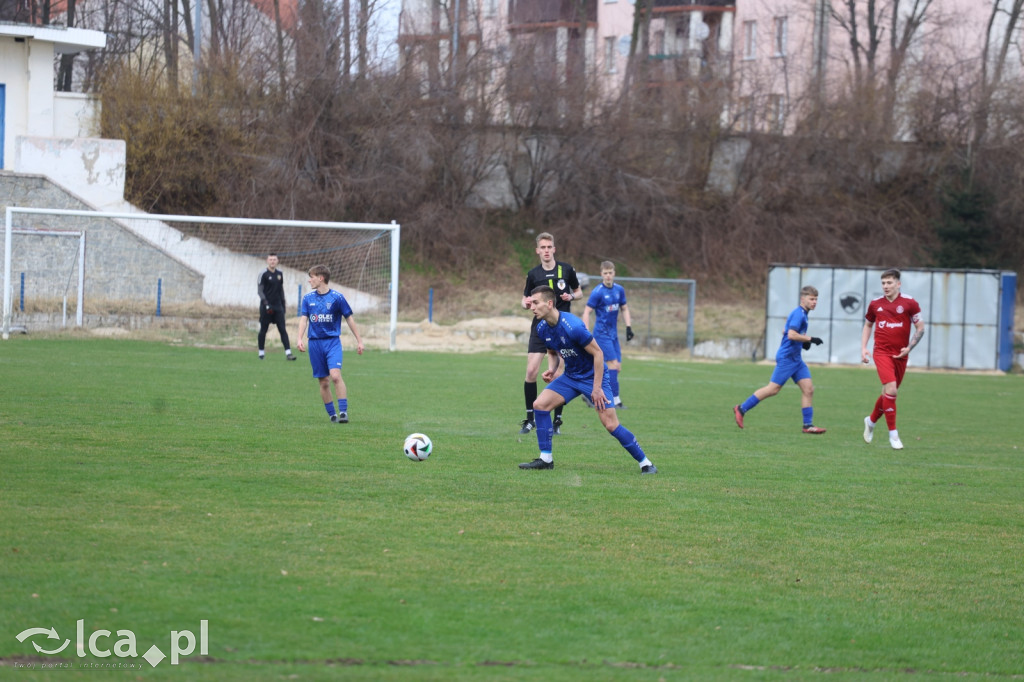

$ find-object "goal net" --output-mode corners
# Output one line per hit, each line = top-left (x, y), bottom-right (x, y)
(579, 274), (696, 354)
(2, 207), (400, 349)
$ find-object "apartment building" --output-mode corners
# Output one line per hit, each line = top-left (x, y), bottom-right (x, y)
(398, 0), (1014, 136)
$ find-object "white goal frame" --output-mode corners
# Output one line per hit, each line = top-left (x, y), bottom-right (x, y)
(579, 274), (697, 354)
(3, 207), (401, 348)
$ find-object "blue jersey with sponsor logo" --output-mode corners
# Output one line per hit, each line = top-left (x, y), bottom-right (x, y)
(536, 311), (603, 381)
(776, 304), (809, 362)
(586, 283), (627, 339)
(300, 288), (353, 339)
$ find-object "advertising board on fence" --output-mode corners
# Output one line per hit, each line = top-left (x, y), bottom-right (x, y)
(766, 265), (1018, 371)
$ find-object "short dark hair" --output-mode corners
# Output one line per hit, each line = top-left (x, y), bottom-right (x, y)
(309, 264), (331, 283)
(881, 269), (901, 281)
(530, 286), (556, 303)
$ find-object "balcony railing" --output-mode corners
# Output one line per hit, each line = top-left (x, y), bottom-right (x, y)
(508, 0), (598, 27)
(650, 0), (734, 9)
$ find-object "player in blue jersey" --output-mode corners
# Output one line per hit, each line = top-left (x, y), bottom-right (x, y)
(520, 232), (581, 436)
(518, 286), (657, 474)
(733, 285), (826, 434)
(297, 264), (364, 423)
(582, 261), (634, 409)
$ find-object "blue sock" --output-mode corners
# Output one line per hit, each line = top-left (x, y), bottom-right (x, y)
(611, 425), (646, 463)
(802, 406), (813, 426)
(339, 399), (348, 413)
(534, 410), (553, 456)
(325, 402), (336, 417)
(740, 395), (760, 414)
(609, 370), (620, 401)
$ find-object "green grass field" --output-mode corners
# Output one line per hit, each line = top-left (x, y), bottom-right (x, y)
(1, 338), (1022, 680)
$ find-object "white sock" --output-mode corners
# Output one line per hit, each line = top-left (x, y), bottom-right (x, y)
(639, 457), (652, 468)
(285, 349), (293, 356)
(539, 452), (553, 463)
(258, 350), (265, 357)
(889, 429), (900, 440)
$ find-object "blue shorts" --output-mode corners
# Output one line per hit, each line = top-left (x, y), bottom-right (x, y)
(594, 333), (621, 363)
(308, 337), (343, 378)
(546, 372), (614, 406)
(770, 356), (811, 386)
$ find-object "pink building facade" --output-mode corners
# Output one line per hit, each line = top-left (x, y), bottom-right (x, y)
(732, 0), (1008, 137)
(398, 0), (1018, 138)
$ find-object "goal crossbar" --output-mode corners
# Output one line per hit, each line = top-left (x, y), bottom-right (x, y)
(3, 207), (401, 348)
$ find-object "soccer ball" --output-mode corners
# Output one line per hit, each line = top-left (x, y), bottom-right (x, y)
(403, 433), (432, 461)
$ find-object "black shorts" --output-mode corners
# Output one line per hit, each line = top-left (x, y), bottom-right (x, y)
(527, 318), (547, 354)
(260, 306), (286, 327)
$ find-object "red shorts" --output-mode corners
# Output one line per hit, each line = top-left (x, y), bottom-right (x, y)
(874, 352), (907, 387)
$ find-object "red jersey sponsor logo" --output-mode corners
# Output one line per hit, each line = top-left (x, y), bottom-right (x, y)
(866, 294), (921, 354)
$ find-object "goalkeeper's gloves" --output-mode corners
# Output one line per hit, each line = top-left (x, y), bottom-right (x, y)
(802, 337), (823, 351)
(626, 326), (634, 341)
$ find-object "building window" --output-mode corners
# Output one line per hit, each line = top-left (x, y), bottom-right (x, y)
(653, 30), (665, 57)
(773, 16), (788, 57)
(739, 96), (755, 132)
(605, 36), (618, 73)
(743, 21), (756, 60)
(768, 94), (786, 131)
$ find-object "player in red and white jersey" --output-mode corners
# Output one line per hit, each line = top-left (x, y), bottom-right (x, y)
(860, 269), (925, 450)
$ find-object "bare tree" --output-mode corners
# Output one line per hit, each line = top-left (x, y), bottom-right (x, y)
(829, 0), (935, 138)
(973, 0), (1024, 149)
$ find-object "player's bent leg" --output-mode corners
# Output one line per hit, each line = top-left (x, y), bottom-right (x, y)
(796, 378), (825, 433)
(598, 407), (620, 432)
(534, 388), (566, 413)
(607, 420), (656, 473)
(881, 384), (898, 433)
(736, 382), (782, 428)
(754, 382), (783, 401)
(520, 391), (561, 470)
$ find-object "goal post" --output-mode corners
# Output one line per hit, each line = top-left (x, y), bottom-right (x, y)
(579, 274), (696, 354)
(3, 207), (401, 349)
(4, 227), (86, 330)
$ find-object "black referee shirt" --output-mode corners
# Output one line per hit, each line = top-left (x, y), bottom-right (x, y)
(523, 261), (580, 313)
